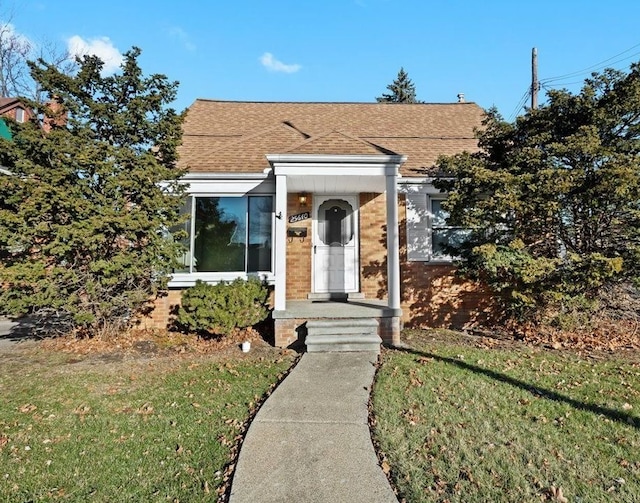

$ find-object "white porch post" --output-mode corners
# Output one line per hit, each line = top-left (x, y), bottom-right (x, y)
(274, 174), (287, 311)
(385, 170), (401, 311)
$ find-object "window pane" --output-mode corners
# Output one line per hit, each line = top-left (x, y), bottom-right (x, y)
(173, 197), (192, 273)
(317, 199), (353, 246)
(431, 199), (449, 227)
(432, 228), (471, 258)
(194, 197), (246, 272)
(247, 196), (273, 272)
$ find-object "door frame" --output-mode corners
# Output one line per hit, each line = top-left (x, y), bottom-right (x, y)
(311, 194), (360, 294)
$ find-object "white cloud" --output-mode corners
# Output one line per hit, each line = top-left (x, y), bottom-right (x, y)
(168, 26), (196, 52)
(0, 21), (33, 52)
(259, 52), (301, 74)
(67, 35), (123, 74)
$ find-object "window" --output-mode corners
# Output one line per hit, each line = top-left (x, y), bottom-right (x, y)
(406, 193), (469, 262)
(176, 195), (273, 273)
(317, 199), (354, 246)
(430, 198), (470, 260)
(15, 107), (25, 123)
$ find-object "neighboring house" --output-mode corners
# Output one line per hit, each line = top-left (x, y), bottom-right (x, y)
(0, 97), (32, 140)
(148, 99), (492, 347)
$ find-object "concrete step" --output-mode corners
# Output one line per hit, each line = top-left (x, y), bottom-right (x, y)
(305, 318), (381, 353)
(306, 318), (378, 335)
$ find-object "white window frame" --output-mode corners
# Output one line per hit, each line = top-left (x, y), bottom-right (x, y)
(15, 107), (25, 123)
(429, 196), (469, 262)
(168, 175), (275, 287)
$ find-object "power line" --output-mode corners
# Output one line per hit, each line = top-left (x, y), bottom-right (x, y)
(540, 43), (640, 85)
(508, 88), (531, 122)
(508, 42), (640, 120)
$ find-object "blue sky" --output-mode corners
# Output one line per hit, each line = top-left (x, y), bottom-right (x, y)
(8, 0), (640, 119)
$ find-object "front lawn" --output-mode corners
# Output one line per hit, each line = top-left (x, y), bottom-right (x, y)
(371, 330), (640, 503)
(0, 337), (296, 502)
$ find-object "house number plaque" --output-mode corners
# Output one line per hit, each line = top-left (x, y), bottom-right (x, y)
(288, 212), (310, 223)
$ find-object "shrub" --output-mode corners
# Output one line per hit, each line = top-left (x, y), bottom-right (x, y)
(176, 278), (269, 335)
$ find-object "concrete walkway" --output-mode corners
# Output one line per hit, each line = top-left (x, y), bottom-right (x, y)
(0, 316), (32, 351)
(229, 352), (398, 503)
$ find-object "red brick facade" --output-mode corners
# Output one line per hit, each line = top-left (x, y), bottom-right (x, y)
(359, 192), (388, 300)
(397, 195), (494, 328)
(286, 194), (312, 299)
(139, 289), (182, 330)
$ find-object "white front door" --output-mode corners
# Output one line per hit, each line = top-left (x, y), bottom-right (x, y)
(312, 195), (359, 293)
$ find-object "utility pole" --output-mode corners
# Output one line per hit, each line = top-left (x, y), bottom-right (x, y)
(531, 47), (538, 110)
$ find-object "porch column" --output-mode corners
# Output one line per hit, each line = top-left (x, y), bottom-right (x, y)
(384, 170), (402, 345)
(385, 171), (401, 311)
(274, 174), (287, 311)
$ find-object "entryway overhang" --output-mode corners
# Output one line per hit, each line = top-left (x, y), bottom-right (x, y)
(266, 153), (406, 342)
(267, 154), (405, 194)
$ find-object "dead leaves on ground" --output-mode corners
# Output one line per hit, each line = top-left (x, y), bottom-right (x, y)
(40, 326), (270, 358)
(543, 485), (568, 502)
(521, 320), (640, 353)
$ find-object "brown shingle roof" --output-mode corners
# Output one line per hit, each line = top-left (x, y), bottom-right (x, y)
(179, 100), (484, 176)
(285, 130), (396, 156)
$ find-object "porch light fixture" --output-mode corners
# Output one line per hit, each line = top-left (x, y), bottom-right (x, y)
(298, 192), (308, 207)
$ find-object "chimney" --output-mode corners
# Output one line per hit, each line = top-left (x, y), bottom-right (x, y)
(42, 95), (67, 132)
(457, 93), (465, 103)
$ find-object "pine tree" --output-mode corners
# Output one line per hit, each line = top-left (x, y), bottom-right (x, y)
(376, 67), (419, 103)
(435, 64), (640, 321)
(0, 47), (186, 336)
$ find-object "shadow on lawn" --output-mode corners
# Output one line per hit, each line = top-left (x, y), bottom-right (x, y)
(394, 345), (640, 431)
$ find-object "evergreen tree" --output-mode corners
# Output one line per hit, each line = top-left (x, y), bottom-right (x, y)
(0, 47), (186, 336)
(435, 64), (640, 321)
(376, 67), (419, 103)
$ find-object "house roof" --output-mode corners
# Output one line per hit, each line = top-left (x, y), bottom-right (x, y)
(0, 97), (23, 115)
(178, 100), (484, 177)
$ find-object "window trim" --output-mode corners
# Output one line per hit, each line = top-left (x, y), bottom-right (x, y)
(169, 193), (275, 286)
(429, 196), (468, 262)
(405, 190), (467, 264)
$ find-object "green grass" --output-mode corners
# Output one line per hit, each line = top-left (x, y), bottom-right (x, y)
(0, 345), (295, 502)
(371, 330), (640, 503)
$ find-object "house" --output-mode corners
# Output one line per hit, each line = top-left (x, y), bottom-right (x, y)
(0, 97), (32, 140)
(147, 99), (492, 348)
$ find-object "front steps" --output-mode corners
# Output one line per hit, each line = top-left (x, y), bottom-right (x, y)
(305, 318), (381, 353)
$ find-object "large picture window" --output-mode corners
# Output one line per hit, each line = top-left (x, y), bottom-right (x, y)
(176, 195), (273, 273)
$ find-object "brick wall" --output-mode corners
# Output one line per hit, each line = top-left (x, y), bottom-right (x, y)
(397, 194), (495, 329)
(138, 289), (182, 330)
(359, 192), (388, 299)
(286, 193), (312, 299)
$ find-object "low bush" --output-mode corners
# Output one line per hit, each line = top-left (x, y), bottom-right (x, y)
(176, 278), (270, 335)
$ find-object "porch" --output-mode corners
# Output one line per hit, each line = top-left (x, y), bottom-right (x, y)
(268, 153), (406, 350)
